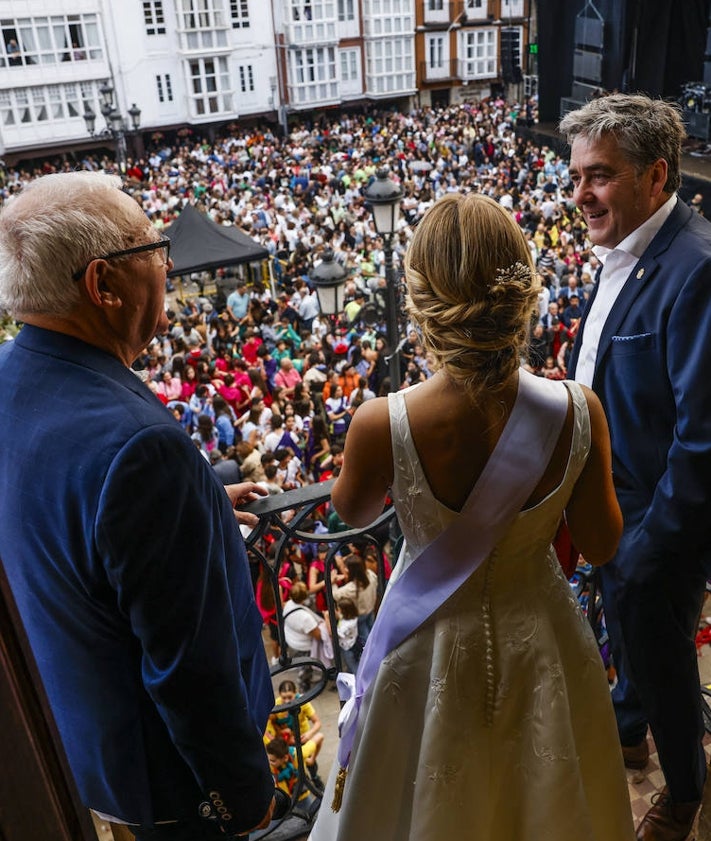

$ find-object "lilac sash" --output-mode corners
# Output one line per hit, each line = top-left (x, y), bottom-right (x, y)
(336, 370), (570, 770)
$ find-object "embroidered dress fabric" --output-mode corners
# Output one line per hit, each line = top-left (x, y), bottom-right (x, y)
(310, 376), (634, 841)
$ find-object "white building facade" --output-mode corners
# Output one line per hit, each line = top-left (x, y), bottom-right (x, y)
(0, 0), (284, 160)
(0, 0), (417, 163)
(0, 0), (528, 164)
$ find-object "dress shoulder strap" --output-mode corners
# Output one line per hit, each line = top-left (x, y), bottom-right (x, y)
(387, 385), (426, 500)
(561, 380), (592, 481)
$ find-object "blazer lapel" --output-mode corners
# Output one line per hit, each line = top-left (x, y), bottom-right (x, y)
(580, 200), (692, 388)
(590, 258), (657, 389)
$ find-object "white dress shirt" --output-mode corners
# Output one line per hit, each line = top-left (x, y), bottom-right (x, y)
(574, 194), (677, 387)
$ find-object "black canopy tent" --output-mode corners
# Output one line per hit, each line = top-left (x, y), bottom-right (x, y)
(164, 204), (269, 278)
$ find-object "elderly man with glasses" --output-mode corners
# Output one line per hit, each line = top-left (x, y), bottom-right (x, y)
(0, 172), (276, 840)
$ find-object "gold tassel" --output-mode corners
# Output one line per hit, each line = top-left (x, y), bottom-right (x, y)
(331, 765), (348, 812)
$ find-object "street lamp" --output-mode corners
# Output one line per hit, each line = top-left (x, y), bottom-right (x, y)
(363, 167), (404, 391)
(268, 74), (288, 137)
(310, 248), (347, 316)
(83, 80), (141, 176)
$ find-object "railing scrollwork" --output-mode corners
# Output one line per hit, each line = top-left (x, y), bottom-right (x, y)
(243, 480), (397, 838)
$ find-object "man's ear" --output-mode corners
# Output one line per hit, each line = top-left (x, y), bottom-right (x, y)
(84, 260), (121, 307)
(650, 158), (668, 197)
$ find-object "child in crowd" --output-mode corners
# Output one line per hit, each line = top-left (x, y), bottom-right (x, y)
(336, 597), (360, 673)
(267, 679), (324, 782)
(266, 737), (318, 809)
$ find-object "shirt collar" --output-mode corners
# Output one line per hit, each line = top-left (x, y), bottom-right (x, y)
(592, 193), (677, 265)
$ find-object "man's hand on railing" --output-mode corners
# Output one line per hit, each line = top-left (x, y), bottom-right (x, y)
(225, 482), (269, 527)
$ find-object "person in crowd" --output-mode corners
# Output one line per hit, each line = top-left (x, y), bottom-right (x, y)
(212, 394), (237, 451)
(268, 679), (325, 782)
(334, 597), (360, 674)
(179, 363), (198, 400)
(266, 738), (319, 812)
(188, 382), (214, 431)
(274, 446), (305, 490)
(236, 438), (266, 483)
(191, 412), (220, 458)
(155, 368), (182, 402)
(307, 542), (330, 615)
(331, 554), (378, 648)
(325, 384), (350, 444)
(209, 446), (242, 485)
(226, 280), (251, 328)
(274, 356), (303, 399)
(0, 171), (275, 839)
(305, 415), (332, 481)
(283, 581), (329, 694)
(561, 93), (711, 841)
(259, 462), (284, 495)
(310, 191), (633, 841)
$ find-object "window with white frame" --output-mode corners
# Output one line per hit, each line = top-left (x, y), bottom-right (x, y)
(362, 0), (413, 35)
(180, 0), (228, 49)
(464, 0), (486, 17)
(0, 14), (102, 67)
(143, 1), (166, 35)
(238, 64), (255, 92)
(338, 0), (355, 22)
(502, 0), (524, 17)
(180, 0), (225, 30)
(230, 0), (250, 28)
(0, 82), (86, 127)
(428, 0), (444, 9)
(340, 48), (358, 80)
(156, 73), (174, 102)
(366, 36), (414, 93)
(0, 90), (13, 125)
(427, 34), (444, 69)
(188, 56), (232, 116)
(461, 28), (496, 78)
(291, 46), (337, 103)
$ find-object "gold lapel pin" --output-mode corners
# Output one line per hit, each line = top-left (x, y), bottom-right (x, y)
(636, 268), (645, 279)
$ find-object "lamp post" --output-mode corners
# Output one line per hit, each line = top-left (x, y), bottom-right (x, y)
(269, 66), (289, 138)
(310, 248), (348, 318)
(83, 81), (141, 176)
(363, 167), (404, 391)
(310, 249), (347, 420)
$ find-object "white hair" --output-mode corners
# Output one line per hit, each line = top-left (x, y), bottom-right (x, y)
(0, 171), (141, 316)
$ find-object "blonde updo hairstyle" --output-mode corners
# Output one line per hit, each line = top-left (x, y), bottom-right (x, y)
(405, 192), (540, 400)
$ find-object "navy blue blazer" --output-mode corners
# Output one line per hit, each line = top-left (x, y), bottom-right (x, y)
(568, 201), (711, 577)
(0, 326), (274, 832)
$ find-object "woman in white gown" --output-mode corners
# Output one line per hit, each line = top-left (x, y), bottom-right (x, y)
(310, 192), (635, 841)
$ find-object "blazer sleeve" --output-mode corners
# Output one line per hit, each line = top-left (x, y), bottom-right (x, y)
(95, 423), (273, 834)
(640, 255), (711, 560)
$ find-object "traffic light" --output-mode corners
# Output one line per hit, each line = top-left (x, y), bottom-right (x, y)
(501, 27), (522, 84)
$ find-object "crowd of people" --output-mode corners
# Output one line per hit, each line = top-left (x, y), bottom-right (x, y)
(0, 95), (700, 401)
(0, 96), (608, 479)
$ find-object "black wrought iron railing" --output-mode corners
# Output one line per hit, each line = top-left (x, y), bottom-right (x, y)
(243, 480), (397, 839)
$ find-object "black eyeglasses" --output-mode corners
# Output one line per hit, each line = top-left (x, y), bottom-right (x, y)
(72, 234), (171, 281)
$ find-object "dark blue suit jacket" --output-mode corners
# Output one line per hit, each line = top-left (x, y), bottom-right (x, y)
(0, 326), (274, 831)
(568, 200), (711, 577)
